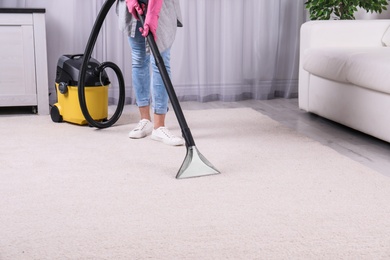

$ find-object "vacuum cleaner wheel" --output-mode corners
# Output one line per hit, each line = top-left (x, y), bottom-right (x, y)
(50, 105), (63, 123)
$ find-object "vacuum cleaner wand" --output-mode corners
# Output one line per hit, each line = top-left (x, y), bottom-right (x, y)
(137, 5), (220, 179)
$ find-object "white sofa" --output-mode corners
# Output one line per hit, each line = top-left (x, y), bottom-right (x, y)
(299, 20), (390, 143)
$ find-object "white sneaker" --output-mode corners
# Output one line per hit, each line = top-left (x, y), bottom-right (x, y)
(151, 127), (185, 146)
(129, 119), (153, 139)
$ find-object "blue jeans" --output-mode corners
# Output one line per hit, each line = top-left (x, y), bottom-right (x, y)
(128, 21), (170, 115)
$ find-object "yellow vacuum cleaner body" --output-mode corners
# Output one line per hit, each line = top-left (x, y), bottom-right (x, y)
(51, 55), (110, 125)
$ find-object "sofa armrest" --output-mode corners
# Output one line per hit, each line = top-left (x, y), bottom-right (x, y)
(299, 20), (390, 110)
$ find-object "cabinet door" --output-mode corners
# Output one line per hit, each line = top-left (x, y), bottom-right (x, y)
(0, 24), (37, 106)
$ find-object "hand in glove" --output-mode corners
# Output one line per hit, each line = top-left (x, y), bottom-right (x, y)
(139, 0), (162, 40)
(125, 0), (143, 20)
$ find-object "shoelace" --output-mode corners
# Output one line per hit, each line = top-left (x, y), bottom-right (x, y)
(159, 127), (175, 138)
(135, 120), (149, 131)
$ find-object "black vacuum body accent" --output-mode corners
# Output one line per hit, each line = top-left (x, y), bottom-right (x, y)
(56, 55), (110, 88)
(50, 55), (110, 125)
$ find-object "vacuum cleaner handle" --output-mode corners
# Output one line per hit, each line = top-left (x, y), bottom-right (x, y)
(70, 54), (84, 60)
(138, 0), (148, 5)
(137, 0), (148, 12)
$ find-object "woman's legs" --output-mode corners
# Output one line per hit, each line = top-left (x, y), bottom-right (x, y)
(128, 25), (183, 145)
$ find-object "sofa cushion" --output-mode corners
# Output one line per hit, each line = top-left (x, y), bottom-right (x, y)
(303, 47), (390, 94)
(347, 48), (390, 94)
(302, 48), (360, 83)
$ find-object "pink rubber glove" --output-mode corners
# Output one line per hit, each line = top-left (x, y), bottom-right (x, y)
(125, 0), (143, 20)
(140, 0), (163, 40)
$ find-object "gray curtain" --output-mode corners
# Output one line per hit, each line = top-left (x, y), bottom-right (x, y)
(1, 0), (307, 104)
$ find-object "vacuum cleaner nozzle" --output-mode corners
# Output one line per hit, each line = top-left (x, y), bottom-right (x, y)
(176, 146), (220, 179)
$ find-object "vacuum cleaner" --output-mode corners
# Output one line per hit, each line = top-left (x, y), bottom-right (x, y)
(51, 55), (111, 125)
(62, 0), (220, 179)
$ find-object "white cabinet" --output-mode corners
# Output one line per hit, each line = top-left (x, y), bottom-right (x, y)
(0, 9), (49, 114)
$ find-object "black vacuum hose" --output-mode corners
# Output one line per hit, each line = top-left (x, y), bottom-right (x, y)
(78, 0), (125, 129)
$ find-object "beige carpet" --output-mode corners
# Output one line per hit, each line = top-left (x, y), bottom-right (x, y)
(1, 107), (390, 259)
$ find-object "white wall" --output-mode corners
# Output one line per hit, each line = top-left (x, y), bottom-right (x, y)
(355, 7), (390, 19)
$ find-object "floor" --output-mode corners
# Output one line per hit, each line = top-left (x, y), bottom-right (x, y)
(179, 98), (390, 177)
(2, 98), (390, 176)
